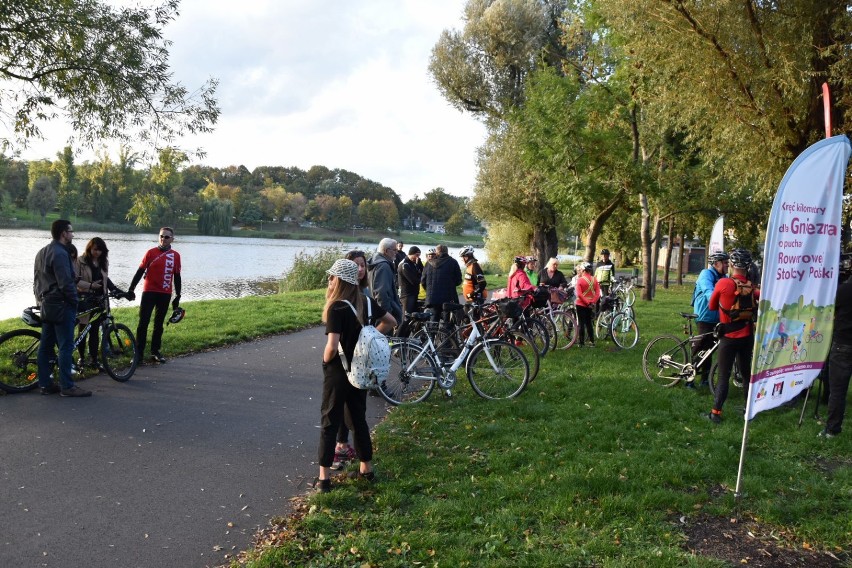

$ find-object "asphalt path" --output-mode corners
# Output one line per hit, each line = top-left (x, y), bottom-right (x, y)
(0, 326), (390, 568)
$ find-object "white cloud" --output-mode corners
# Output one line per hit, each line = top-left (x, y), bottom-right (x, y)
(12, 0), (486, 201)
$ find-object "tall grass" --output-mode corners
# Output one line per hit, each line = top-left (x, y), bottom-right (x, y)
(278, 247), (344, 293)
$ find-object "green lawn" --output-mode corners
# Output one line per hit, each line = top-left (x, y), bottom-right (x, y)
(235, 286), (849, 567)
(2, 286), (847, 566)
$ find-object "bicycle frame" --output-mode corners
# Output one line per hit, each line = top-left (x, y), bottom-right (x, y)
(659, 331), (719, 381)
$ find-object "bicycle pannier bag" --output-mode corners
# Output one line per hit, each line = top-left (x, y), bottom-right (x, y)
(532, 286), (550, 308)
(550, 287), (568, 305)
(498, 299), (523, 319)
(338, 300), (391, 389)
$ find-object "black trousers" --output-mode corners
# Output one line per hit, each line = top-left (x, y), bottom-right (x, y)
(576, 305), (594, 345)
(826, 342), (852, 435)
(318, 356), (372, 467)
(136, 292), (170, 357)
(713, 335), (753, 413)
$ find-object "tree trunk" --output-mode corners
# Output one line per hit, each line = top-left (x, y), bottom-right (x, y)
(677, 232), (686, 286)
(663, 217), (674, 289)
(649, 215), (664, 299)
(584, 189), (627, 262)
(640, 193), (654, 300)
(532, 222), (558, 265)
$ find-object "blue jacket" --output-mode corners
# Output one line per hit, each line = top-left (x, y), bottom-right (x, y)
(693, 266), (725, 323)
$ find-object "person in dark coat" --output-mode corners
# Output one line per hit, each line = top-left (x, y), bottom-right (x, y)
(398, 246), (423, 316)
(420, 244), (462, 323)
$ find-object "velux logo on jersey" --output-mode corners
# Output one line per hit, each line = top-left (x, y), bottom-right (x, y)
(162, 252), (175, 291)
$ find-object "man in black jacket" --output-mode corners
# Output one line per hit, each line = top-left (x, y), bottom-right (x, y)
(33, 220), (91, 397)
(421, 244), (462, 324)
(398, 246), (422, 316)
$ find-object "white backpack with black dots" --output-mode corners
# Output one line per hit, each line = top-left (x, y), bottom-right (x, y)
(338, 300), (390, 389)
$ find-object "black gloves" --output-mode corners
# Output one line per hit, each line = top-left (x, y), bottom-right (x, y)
(125, 291), (136, 301)
(172, 295), (181, 309)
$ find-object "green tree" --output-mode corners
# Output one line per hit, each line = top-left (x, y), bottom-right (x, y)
(444, 211), (466, 236)
(197, 198), (233, 236)
(597, 0), (852, 197)
(27, 175), (57, 220)
(1, 0), (219, 150)
(55, 146), (81, 218)
(126, 192), (169, 228)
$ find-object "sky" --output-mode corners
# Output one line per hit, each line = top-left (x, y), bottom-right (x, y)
(15, 0), (488, 202)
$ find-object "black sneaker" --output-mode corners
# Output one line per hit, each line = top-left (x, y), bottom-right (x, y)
(60, 386), (92, 397)
(313, 478), (332, 493)
(151, 352), (167, 364)
(818, 429), (838, 439)
(347, 470), (376, 483)
(40, 384), (61, 395)
(684, 381), (697, 390)
(705, 411), (722, 424)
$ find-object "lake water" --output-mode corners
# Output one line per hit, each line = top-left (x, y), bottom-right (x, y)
(0, 229), (483, 322)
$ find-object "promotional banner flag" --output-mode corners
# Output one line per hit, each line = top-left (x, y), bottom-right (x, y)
(747, 135), (851, 420)
(709, 216), (724, 254)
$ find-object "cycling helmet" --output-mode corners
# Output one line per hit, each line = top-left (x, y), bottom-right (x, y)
(459, 245), (475, 258)
(167, 307), (186, 325)
(21, 306), (41, 327)
(426, 248), (436, 256)
(579, 261), (592, 273)
(514, 256), (527, 265)
(600, 249), (610, 256)
(525, 256), (537, 263)
(728, 248), (752, 269)
(708, 251), (729, 264)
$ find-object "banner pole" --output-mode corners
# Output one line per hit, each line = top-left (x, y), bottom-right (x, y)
(797, 385), (811, 427)
(734, 417), (751, 499)
(823, 83), (832, 139)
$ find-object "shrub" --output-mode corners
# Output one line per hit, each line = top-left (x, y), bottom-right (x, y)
(279, 247), (343, 293)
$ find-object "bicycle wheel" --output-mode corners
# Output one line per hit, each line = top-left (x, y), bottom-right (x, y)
(595, 311), (613, 341)
(379, 341), (438, 405)
(540, 313), (558, 351)
(553, 310), (578, 350)
(100, 323), (138, 382)
(519, 317), (550, 356)
(641, 335), (687, 387)
(611, 313), (639, 350)
(497, 330), (540, 383)
(756, 346), (775, 368)
(709, 357), (745, 396)
(0, 328), (42, 393)
(624, 288), (636, 307)
(466, 339), (529, 399)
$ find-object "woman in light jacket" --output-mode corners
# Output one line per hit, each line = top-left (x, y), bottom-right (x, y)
(75, 237), (117, 368)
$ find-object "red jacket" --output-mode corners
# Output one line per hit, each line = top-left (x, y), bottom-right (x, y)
(574, 274), (600, 308)
(508, 269), (535, 298)
(709, 274), (760, 338)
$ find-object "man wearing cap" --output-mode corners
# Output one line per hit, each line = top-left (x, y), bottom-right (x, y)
(398, 246), (423, 316)
(367, 237), (403, 327)
(421, 244), (462, 324)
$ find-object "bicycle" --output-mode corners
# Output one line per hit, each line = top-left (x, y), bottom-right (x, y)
(380, 302), (530, 404)
(643, 312), (743, 393)
(0, 291), (139, 393)
(531, 286), (579, 350)
(594, 292), (639, 349)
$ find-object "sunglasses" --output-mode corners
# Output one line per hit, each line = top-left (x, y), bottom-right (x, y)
(159, 235), (173, 239)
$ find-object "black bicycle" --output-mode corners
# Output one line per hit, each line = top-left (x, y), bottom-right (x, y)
(0, 291), (138, 393)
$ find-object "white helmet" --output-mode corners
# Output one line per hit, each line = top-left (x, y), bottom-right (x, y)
(459, 245), (475, 258)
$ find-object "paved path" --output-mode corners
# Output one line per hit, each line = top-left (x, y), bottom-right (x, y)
(0, 327), (390, 568)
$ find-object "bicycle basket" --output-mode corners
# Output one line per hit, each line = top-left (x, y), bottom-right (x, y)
(549, 288), (568, 305)
(498, 299), (523, 319)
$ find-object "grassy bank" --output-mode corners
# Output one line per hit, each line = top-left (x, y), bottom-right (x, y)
(232, 286), (848, 567)
(0, 290), (327, 354)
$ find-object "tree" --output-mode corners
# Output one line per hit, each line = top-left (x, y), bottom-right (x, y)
(0, 0), (219, 151)
(197, 198), (233, 236)
(444, 211), (466, 236)
(597, 0), (852, 198)
(27, 176), (57, 220)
